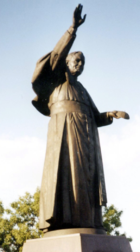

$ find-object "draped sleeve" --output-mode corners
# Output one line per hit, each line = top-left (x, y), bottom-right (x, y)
(31, 27), (76, 116)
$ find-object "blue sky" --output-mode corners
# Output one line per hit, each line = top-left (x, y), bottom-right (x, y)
(0, 1), (140, 251)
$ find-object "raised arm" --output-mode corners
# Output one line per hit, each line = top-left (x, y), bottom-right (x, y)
(32, 4), (86, 84)
(31, 5), (86, 116)
(50, 4), (86, 72)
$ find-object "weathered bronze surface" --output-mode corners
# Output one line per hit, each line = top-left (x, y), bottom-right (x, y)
(31, 4), (129, 233)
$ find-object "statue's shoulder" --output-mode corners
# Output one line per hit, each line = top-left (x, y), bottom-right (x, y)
(77, 81), (99, 113)
(76, 81), (87, 91)
(76, 81), (90, 97)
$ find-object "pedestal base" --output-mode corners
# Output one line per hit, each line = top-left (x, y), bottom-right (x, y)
(22, 233), (132, 252)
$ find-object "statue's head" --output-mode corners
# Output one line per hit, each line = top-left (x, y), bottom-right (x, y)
(66, 51), (85, 77)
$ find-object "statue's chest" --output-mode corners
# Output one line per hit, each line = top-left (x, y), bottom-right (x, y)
(49, 81), (90, 106)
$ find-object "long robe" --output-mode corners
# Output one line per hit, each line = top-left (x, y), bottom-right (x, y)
(31, 26), (113, 230)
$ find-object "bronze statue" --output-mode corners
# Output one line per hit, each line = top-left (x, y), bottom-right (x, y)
(31, 5), (129, 233)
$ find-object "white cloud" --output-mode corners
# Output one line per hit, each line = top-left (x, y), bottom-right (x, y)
(100, 114), (140, 172)
(0, 135), (46, 207)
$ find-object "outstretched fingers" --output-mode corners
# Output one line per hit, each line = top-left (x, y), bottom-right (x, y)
(79, 4), (83, 13)
(82, 14), (86, 23)
(77, 4), (83, 11)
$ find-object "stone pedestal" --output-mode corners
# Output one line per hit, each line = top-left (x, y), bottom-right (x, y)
(22, 233), (132, 252)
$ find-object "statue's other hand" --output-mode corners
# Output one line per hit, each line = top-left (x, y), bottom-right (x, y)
(73, 4), (86, 29)
(108, 111), (130, 119)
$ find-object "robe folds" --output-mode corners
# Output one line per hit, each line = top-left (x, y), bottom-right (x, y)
(31, 27), (113, 230)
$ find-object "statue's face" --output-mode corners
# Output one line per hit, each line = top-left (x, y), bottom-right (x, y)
(67, 52), (85, 77)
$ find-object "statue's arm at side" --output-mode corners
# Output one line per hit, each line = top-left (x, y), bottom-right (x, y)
(87, 91), (113, 127)
(87, 90), (129, 127)
(93, 109), (129, 127)
(94, 112), (113, 127)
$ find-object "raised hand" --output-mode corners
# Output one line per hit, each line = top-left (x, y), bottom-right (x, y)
(72, 4), (86, 29)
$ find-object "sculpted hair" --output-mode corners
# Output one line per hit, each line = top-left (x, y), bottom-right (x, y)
(66, 51), (85, 64)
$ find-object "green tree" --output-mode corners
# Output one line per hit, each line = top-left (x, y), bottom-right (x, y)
(103, 205), (132, 242)
(0, 189), (43, 252)
(0, 191), (132, 252)
(0, 201), (5, 250)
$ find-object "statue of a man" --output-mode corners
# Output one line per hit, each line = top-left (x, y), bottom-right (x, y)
(31, 5), (129, 233)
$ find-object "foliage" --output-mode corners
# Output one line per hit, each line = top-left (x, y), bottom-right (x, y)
(103, 205), (132, 242)
(0, 189), (43, 252)
(0, 192), (132, 252)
